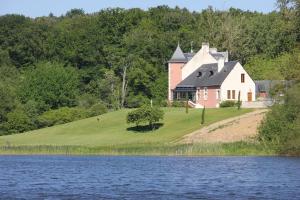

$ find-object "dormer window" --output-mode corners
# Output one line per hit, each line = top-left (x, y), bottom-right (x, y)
(197, 72), (202, 77)
(209, 71), (214, 76)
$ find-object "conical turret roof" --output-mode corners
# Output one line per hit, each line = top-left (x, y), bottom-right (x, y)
(169, 44), (187, 62)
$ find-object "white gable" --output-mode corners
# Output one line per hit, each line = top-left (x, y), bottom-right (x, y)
(181, 47), (217, 79)
(220, 62), (256, 101)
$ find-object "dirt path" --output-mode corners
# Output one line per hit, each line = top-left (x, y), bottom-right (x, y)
(181, 109), (268, 144)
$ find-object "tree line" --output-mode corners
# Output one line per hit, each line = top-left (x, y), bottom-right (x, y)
(0, 1), (299, 134)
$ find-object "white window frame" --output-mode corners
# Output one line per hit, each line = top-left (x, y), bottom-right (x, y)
(204, 87), (208, 100)
(216, 89), (220, 100)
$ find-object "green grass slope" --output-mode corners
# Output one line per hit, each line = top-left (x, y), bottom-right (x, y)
(0, 108), (252, 147)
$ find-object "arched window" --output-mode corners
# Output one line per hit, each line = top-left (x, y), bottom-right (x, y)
(209, 71), (214, 76)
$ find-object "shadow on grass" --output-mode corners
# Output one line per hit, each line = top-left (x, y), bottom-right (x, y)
(127, 123), (164, 133)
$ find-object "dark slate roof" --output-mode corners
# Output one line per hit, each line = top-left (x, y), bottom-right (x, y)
(254, 80), (292, 93)
(169, 44), (187, 62)
(176, 61), (238, 88)
(210, 51), (228, 60)
(184, 53), (195, 61)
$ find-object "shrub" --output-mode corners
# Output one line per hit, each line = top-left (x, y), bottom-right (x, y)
(19, 62), (79, 109)
(77, 94), (99, 108)
(220, 100), (236, 107)
(127, 105), (164, 128)
(237, 91), (241, 110)
(38, 107), (89, 127)
(172, 101), (185, 107)
(126, 94), (149, 108)
(201, 106), (206, 124)
(153, 98), (168, 107)
(88, 103), (108, 117)
(3, 108), (36, 134)
(258, 83), (300, 155)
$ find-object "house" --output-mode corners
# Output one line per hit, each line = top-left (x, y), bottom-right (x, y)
(168, 42), (256, 108)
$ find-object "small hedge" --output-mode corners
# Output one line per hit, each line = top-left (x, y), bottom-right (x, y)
(219, 100), (236, 107)
(38, 102), (108, 127)
(88, 103), (108, 117)
(38, 107), (89, 127)
(172, 101), (186, 107)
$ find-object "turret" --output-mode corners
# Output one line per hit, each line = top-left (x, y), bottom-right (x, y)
(168, 44), (187, 101)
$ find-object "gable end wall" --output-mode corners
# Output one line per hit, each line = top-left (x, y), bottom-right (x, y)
(220, 63), (256, 102)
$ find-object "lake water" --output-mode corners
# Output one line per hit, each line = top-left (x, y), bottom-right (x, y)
(0, 156), (299, 199)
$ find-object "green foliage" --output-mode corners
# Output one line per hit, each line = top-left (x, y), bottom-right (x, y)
(201, 106), (206, 125)
(244, 55), (284, 80)
(0, 83), (16, 122)
(259, 83), (300, 155)
(3, 107), (35, 134)
(77, 94), (99, 109)
(0, 6), (299, 135)
(38, 107), (89, 127)
(0, 108), (252, 146)
(126, 105), (164, 128)
(19, 62), (79, 110)
(172, 101), (185, 107)
(237, 91), (241, 110)
(280, 49), (300, 81)
(185, 100), (189, 114)
(220, 100), (236, 107)
(126, 94), (149, 108)
(88, 103), (108, 117)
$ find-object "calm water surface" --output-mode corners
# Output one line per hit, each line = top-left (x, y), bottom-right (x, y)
(0, 156), (299, 199)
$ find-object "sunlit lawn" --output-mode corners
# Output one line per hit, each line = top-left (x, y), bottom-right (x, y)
(0, 107), (252, 147)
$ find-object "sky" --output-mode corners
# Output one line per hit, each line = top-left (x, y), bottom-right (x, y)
(1, 0), (277, 18)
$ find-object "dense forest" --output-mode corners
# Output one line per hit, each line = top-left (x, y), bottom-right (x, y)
(0, 0), (299, 135)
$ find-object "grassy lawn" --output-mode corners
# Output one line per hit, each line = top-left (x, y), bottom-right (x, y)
(0, 107), (252, 147)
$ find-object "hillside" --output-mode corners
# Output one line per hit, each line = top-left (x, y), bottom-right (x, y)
(0, 108), (252, 147)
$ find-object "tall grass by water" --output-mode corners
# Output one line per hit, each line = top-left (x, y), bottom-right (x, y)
(0, 142), (274, 156)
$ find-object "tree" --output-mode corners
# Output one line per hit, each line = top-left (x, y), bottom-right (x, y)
(127, 105), (164, 129)
(4, 107), (35, 133)
(186, 99), (189, 114)
(259, 83), (300, 154)
(237, 91), (241, 110)
(18, 62), (79, 111)
(201, 106), (206, 125)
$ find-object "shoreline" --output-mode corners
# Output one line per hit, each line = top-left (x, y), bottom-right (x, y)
(0, 142), (277, 156)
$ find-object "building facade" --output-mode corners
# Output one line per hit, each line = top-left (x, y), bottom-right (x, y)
(168, 43), (255, 108)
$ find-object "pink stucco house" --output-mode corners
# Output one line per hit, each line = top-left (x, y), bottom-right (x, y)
(168, 42), (255, 108)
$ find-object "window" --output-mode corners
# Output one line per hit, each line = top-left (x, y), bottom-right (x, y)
(227, 90), (231, 99)
(216, 89), (220, 100)
(197, 72), (202, 77)
(198, 89), (201, 99)
(204, 87), (208, 100)
(232, 90), (236, 99)
(209, 71), (214, 76)
(241, 73), (245, 83)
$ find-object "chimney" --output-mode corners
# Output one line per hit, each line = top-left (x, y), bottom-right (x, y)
(202, 42), (209, 53)
(218, 57), (225, 72)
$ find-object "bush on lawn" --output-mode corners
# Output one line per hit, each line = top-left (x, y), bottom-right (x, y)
(38, 107), (89, 127)
(220, 100), (236, 107)
(127, 105), (164, 129)
(172, 101), (185, 107)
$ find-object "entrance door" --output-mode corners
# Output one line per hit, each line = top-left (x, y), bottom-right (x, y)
(247, 92), (252, 101)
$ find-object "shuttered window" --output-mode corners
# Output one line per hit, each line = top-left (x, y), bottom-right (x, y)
(227, 90), (231, 99)
(232, 90), (236, 99)
(241, 74), (245, 83)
